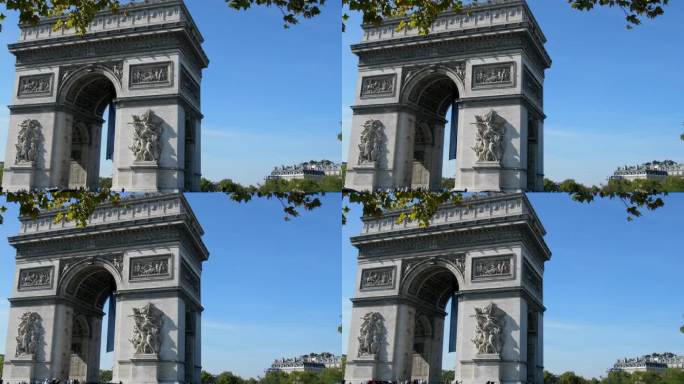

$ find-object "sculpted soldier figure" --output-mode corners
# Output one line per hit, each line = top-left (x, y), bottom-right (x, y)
(129, 303), (163, 354)
(471, 303), (504, 355)
(358, 119), (384, 164)
(358, 312), (385, 356)
(129, 110), (162, 162)
(15, 119), (41, 164)
(471, 110), (505, 163)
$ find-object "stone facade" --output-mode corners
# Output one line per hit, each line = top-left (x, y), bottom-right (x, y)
(2, 0), (208, 192)
(344, 193), (551, 384)
(1, 194), (209, 384)
(345, 0), (551, 192)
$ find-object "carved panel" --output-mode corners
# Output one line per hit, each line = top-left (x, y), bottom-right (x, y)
(472, 62), (515, 89)
(471, 255), (514, 281)
(17, 74), (53, 98)
(523, 67), (543, 105)
(180, 67), (200, 104)
(360, 266), (395, 290)
(129, 62), (173, 88)
(181, 260), (200, 296)
(523, 259), (542, 299)
(360, 74), (396, 98)
(18, 266), (53, 290)
(129, 255), (172, 281)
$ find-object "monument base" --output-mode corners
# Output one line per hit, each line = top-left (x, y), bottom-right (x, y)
(4, 354), (37, 383)
(344, 354), (378, 382)
(346, 162), (377, 192)
(126, 353), (161, 384)
(131, 161), (160, 192)
(5, 162), (36, 192)
(461, 354), (502, 384)
(472, 161), (502, 192)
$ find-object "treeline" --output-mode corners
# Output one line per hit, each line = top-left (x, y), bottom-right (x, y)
(199, 176), (343, 193)
(544, 176), (684, 193)
(201, 367), (343, 384)
(543, 369), (684, 384)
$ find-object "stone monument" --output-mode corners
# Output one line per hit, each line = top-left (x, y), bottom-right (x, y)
(1, 193), (209, 384)
(344, 193), (550, 384)
(345, 0), (551, 192)
(2, 0), (208, 192)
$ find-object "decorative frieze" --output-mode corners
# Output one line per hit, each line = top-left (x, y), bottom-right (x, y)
(17, 74), (53, 97)
(471, 303), (505, 355)
(15, 119), (41, 164)
(358, 119), (384, 164)
(472, 62), (515, 89)
(15, 312), (43, 357)
(472, 255), (513, 281)
(18, 267), (53, 290)
(129, 62), (172, 88)
(360, 266), (395, 290)
(360, 74), (395, 98)
(358, 312), (385, 357)
(129, 255), (171, 280)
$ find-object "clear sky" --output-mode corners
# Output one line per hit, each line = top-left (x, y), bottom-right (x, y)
(0, 0), (342, 186)
(341, 1), (684, 186)
(342, 194), (684, 379)
(0, 193), (342, 379)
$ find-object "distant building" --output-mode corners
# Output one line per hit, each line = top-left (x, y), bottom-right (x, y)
(609, 353), (684, 374)
(267, 160), (342, 181)
(610, 160), (684, 182)
(267, 353), (342, 373)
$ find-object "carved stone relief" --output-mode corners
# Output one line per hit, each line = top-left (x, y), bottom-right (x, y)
(15, 119), (41, 164)
(358, 119), (384, 164)
(129, 303), (163, 355)
(360, 267), (395, 290)
(471, 303), (505, 355)
(471, 110), (505, 163)
(472, 256), (513, 280)
(17, 74), (53, 97)
(129, 62), (172, 88)
(130, 255), (170, 280)
(15, 312), (42, 357)
(360, 74), (395, 98)
(129, 110), (162, 162)
(358, 312), (385, 357)
(472, 62), (515, 89)
(18, 267), (53, 290)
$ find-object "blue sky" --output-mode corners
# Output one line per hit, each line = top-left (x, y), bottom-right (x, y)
(0, 194), (342, 379)
(341, 1), (684, 186)
(342, 194), (684, 379)
(0, 0), (342, 185)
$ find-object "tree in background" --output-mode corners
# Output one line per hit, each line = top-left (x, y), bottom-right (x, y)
(442, 370), (455, 383)
(99, 369), (113, 382)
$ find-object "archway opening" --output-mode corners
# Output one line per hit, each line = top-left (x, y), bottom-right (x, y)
(63, 71), (117, 190)
(64, 265), (118, 382)
(405, 265), (460, 384)
(405, 72), (460, 190)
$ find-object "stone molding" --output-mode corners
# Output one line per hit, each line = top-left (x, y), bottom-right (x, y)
(472, 62), (516, 89)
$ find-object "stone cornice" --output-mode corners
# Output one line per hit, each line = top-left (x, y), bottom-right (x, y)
(353, 29), (550, 72)
(10, 29), (208, 71)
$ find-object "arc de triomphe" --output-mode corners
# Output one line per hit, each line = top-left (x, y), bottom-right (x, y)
(344, 193), (550, 384)
(1, 194), (208, 384)
(345, 0), (551, 192)
(2, 0), (208, 192)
